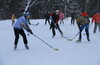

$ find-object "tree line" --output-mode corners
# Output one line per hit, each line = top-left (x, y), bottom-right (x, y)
(0, 0), (99, 19)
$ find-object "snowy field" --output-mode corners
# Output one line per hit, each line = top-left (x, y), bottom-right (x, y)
(0, 18), (100, 65)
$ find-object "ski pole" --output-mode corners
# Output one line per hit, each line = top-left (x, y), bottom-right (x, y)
(32, 33), (59, 51)
(67, 32), (79, 41)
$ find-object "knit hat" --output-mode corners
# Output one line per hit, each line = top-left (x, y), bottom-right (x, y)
(24, 12), (30, 16)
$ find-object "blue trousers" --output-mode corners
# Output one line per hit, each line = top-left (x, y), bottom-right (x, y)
(79, 24), (89, 40)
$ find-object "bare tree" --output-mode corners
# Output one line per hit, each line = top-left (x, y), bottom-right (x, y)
(19, 0), (37, 14)
(0, 0), (100, 19)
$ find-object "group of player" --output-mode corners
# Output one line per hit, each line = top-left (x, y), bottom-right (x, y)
(11, 10), (100, 50)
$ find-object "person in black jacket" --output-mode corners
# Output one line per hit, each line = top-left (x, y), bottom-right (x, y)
(50, 10), (63, 38)
(45, 12), (50, 25)
(71, 12), (76, 25)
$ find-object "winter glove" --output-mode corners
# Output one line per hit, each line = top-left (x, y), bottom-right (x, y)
(23, 24), (32, 34)
(29, 22), (31, 25)
(29, 30), (33, 34)
(27, 29), (33, 34)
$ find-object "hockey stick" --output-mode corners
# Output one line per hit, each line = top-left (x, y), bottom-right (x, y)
(31, 23), (39, 26)
(32, 33), (59, 51)
(68, 23), (91, 41)
(67, 32), (79, 41)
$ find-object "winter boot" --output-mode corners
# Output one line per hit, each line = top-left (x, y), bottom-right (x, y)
(76, 39), (81, 42)
(14, 45), (17, 50)
(61, 35), (63, 37)
(87, 38), (90, 41)
(61, 33), (64, 37)
(86, 33), (90, 41)
(52, 35), (55, 38)
(25, 44), (29, 50)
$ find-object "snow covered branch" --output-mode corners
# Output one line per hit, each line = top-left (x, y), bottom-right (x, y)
(23, 0), (32, 14)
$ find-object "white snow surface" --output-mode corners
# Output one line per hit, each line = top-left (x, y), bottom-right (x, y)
(0, 18), (100, 65)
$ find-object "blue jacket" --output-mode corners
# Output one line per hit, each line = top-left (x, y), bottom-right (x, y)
(14, 16), (29, 29)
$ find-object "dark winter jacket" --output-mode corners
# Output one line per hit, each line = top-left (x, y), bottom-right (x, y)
(45, 13), (50, 19)
(71, 13), (76, 18)
(52, 13), (59, 23)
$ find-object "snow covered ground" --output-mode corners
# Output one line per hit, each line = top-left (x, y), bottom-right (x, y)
(0, 18), (100, 65)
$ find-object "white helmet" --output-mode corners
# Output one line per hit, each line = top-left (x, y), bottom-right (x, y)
(56, 10), (59, 13)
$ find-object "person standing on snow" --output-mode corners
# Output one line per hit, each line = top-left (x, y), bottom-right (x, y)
(50, 10), (63, 38)
(71, 12), (76, 25)
(76, 14), (90, 42)
(13, 12), (33, 50)
(45, 12), (50, 25)
(59, 11), (64, 24)
(11, 14), (16, 26)
(92, 13), (100, 33)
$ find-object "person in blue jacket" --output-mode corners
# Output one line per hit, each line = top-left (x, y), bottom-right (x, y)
(13, 12), (33, 50)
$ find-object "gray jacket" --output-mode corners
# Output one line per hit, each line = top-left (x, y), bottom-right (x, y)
(76, 16), (89, 26)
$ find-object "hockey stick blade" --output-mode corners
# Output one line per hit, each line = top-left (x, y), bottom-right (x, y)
(31, 23), (39, 26)
(53, 48), (59, 51)
(36, 23), (39, 26)
(67, 39), (72, 41)
(63, 37), (68, 39)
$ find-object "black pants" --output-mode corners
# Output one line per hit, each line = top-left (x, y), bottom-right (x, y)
(14, 28), (28, 45)
(50, 22), (63, 36)
(94, 22), (100, 33)
(71, 18), (75, 25)
(45, 18), (50, 25)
